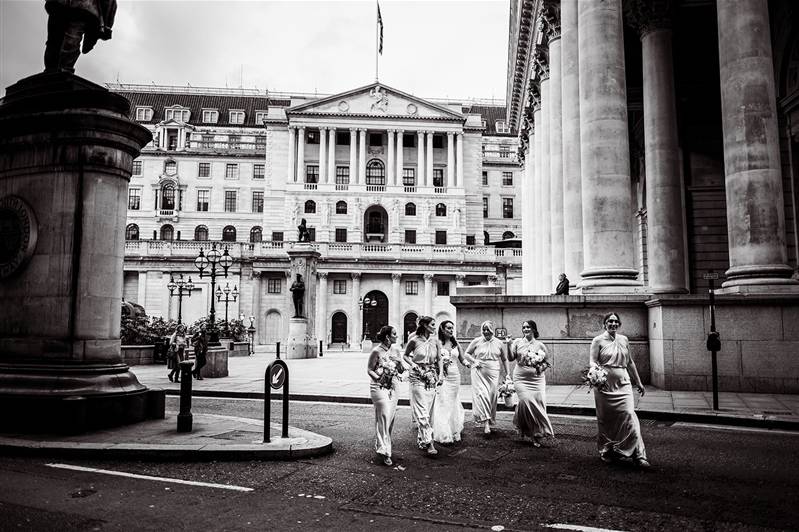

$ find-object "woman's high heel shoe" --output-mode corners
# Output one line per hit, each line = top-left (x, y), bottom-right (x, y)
(167, 374), (173, 382)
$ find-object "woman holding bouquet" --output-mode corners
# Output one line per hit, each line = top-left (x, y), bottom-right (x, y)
(589, 312), (649, 468)
(465, 320), (509, 435)
(367, 325), (404, 466)
(403, 316), (443, 455)
(430, 320), (467, 443)
(508, 320), (554, 447)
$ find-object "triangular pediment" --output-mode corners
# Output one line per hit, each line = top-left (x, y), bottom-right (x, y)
(287, 83), (463, 121)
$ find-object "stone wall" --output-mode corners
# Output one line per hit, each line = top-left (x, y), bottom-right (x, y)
(121, 345), (155, 365)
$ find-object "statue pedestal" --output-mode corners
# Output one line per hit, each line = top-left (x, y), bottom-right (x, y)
(285, 318), (318, 359)
(284, 244), (321, 359)
(0, 73), (163, 433)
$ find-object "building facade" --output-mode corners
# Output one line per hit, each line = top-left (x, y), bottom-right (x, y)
(116, 82), (522, 347)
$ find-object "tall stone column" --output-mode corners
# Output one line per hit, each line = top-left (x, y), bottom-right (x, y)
(395, 130), (404, 185)
(390, 273), (401, 329)
(716, 0), (794, 289)
(627, 0), (688, 293)
(423, 273), (434, 316)
(137, 271), (147, 304)
(561, 0), (583, 289)
(446, 132), (455, 188)
(417, 131), (425, 186)
(358, 129), (367, 185)
(387, 129), (395, 185)
(317, 272), (328, 345)
(538, 45), (553, 292)
(297, 126), (306, 183)
(349, 128), (357, 185)
(285, 245), (320, 358)
(577, 0), (641, 290)
(521, 126), (535, 294)
(456, 133), (464, 187)
(351, 272), (362, 343)
(426, 131), (434, 186)
(327, 126), (336, 184)
(0, 73), (160, 432)
(252, 271), (263, 344)
(287, 125), (296, 183)
(318, 127), (328, 184)
(547, 6), (565, 287)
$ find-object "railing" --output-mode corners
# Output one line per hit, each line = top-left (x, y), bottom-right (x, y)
(404, 186), (416, 193)
(366, 185), (386, 192)
(304, 183), (318, 190)
(184, 140), (265, 153)
(434, 187), (447, 194)
(335, 184), (349, 191)
(157, 209), (177, 219)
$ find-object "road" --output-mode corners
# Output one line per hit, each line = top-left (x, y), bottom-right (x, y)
(1, 397), (797, 531)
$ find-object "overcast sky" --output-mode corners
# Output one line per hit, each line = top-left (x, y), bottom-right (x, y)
(1, 0), (510, 101)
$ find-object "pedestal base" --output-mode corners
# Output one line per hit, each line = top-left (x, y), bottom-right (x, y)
(285, 318), (318, 359)
(199, 346), (229, 378)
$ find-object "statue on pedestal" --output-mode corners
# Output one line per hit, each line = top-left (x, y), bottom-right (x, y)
(44, 0), (117, 74)
(297, 218), (312, 242)
(290, 273), (306, 317)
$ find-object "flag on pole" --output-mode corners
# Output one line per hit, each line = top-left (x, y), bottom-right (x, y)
(377, 2), (384, 55)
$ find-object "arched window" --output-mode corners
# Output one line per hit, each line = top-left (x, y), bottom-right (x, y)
(161, 184), (176, 210)
(125, 223), (139, 240)
(164, 159), (177, 175)
(194, 225), (208, 241)
(222, 225), (237, 242)
(365, 159), (385, 186)
(484, 231), (490, 245)
(336, 200), (347, 214)
(405, 202), (416, 216)
(502, 231), (515, 240)
(250, 226), (263, 243)
(304, 200), (316, 214)
(160, 224), (174, 241)
(435, 203), (447, 216)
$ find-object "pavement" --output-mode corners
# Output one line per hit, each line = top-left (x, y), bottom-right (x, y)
(1, 348), (797, 461)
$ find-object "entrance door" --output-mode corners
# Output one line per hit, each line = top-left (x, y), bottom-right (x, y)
(403, 312), (419, 345)
(361, 290), (388, 342)
(265, 311), (282, 344)
(331, 312), (348, 344)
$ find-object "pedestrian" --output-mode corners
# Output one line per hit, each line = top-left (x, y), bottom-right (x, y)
(430, 320), (468, 444)
(555, 273), (569, 295)
(465, 320), (509, 435)
(403, 316), (443, 456)
(508, 320), (554, 447)
(167, 324), (188, 383)
(590, 312), (649, 468)
(367, 325), (404, 466)
(191, 325), (209, 380)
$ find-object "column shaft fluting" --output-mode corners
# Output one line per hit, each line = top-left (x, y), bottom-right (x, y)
(318, 127), (328, 184)
(297, 127), (306, 182)
(533, 106), (544, 293)
(351, 273), (361, 343)
(522, 130), (535, 294)
(387, 130), (395, 185)
(426, 132), (434, 186)
(391, 273), (401, 328)
(549, 36), (565, 285)
(540, 77), (553, 291)
(287, 126), (296, 182)
(395, 130), (404, 185)
(349, 128), (357, 184)
(456, 133), (464, 187)
(417, 131), (425, 186)
(423, 274), (433, 316)
(446, 132), (455, 187)
(317, 273), (328, 343)
(358, 129), (367, 185)
(327, 127), (336, 184)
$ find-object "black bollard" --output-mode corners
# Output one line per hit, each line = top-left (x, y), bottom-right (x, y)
(276, 341), (281, 360)
(319, 340), (323, 357)
(177, 360), (194, 432)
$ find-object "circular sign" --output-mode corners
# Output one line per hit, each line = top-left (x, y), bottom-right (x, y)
(269, 363), (286, 390)
(0, 195), (38, 279)
(338, 100), (350, 112)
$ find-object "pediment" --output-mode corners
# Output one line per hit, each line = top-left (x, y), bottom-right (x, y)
(287, 83), (463, 121)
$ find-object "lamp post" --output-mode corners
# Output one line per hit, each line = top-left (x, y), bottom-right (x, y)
(167, 273), (194, 324)
(216, 282), (239, 336)
(358, 295), (377, 341)
(247, 315), (256, 355)
(194, 243), (234, 345)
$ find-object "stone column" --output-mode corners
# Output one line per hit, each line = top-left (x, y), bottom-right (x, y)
(327, 126), (336, 184)
(716, 0), (794, 289)
(456, 133), (464, 187)
(349, 128), (357, 185)
(395, 130), (404, 185)
(285, 245), (321, 358)
(318, 127), (328, 184)
(561, 0), (583, 289)
(317, 272), (328, 345)
(287, 125), (296, 183)
(538, 45), (553, 292)
(391, 273), (401, 329)
(547, 7), (565, 287)
(426, 131), (434, 187)
(252, 271), (262, 344)
(522, 126), (535, 294)
(577, 0), (641, 290)
(423, 273), (434, 316)
(446, 132), (455, 188)
(387, 129), (395, 185)
(351, 272), (362, 343)
(417, 131), (425, 186)
(532, 87), (544, 293)
(297, 126), (306, 183)
(358, 129), (367, 185)
(137, 271), (147, 305)
(627, 0), (688, 293)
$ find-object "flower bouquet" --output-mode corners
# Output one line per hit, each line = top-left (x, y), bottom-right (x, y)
(411, 365), (440, 390)
(441, 351), (453, 377)
(376, 359), (404, 390)
(498, 378), (517, 407)
(580, 363), (609, 392)
(521, 349), (551, 375)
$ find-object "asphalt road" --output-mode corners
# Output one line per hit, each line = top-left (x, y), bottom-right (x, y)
(1, 397), (797, 531)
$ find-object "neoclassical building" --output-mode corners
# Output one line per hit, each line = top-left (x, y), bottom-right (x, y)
(116, 82), (522, 347)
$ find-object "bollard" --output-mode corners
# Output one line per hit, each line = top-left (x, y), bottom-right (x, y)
(177, 360), (194, 432)
(319, 340), (323, 357)
(276, 341), (281, 360)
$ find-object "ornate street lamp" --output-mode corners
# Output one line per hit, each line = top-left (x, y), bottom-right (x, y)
(247, 315), (256, 355)
(194, 243), (233, 344)
(167, 273), (194, 324)
(216, 282), (239, 336)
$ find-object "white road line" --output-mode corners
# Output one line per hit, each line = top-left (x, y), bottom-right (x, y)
(45, 463), (253, 492)
(543, 524), (628, 532)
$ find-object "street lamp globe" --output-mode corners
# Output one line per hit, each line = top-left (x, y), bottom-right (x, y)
(185, 277), (195, 292)
(207, 245), (221, 264)
(194, 250), (208, 273)
(219, 247), (234, 270)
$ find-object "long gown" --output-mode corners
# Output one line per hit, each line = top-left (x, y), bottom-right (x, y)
(408, 336), (438, 448)
(468, 337), (504, 426)
(369, 346), (400, 458)
(431, 344), (465, 443)
(511, 337), (554, 439)
(593, 333), (647, 460)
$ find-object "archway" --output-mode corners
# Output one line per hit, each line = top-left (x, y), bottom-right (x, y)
(363, 204), (388, 242)
(331, 312), (348, 344)
(361, 290), (388, 342)
(403, 312), (419, 345)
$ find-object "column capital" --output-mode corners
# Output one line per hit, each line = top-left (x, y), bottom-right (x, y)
(423, 273), (434, 282)
(358, 127), (368, 133)
(542, 0), (561, 41)
(298, 125), (306, 132)
(349, 127), (358, 133)
(529, 79), (542, 110)
(446, 131), (454, 138)
(534, 45), (550, 81)
(391, 272), (402, 281)
(318, 271), (328, 279)
(396, 128), (405, 134)
(351, 272), (361, 280)
(319, 126), (329, 131)
(624, 0), (673, 37)
(251, 270), (262, 278)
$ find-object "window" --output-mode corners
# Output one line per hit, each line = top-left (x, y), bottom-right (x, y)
(202, 109), (218, 123)
(160, 224), (174, 241)
(435, 203), (447, 217)
(271, 231), (284, 242)
(405, 229), (416, 244)
(194, 225), (208, 241)
(432, 169), (444, 188)
(402, 168), (416, 187)
(405, 280), (418, 295)
(405, 202), (416, 216)
(224, 190), (237, 212)
(499, 145), (510, 158)
(125, 223), (139, 240)
(333, 280), (347, 294)
(365, 159), (385, 185)
(225, 163), (239, 179)
(503, 198), (514, 218)
(255, 111), (268, 124)
(369, 133), (383, 146)
(164, 107), (189, 122)
(161, 185), (176, 210)
(164, 160), (177, 175)
(132, 160), (142, 176)
(198, 162), (210, 178)
(435, 230), (447, 245)
(197, 190), (209, 211)
(255, 135), (266, 150)
(502, 171), (513, 185)
(482, 171), (488, 186)
(222, 225), (237, 242)
(335, 166), (350, 184)
(128, 188), (141, 210)
(229, 110), (245, 124)
(267, 278), (281, 293)
(307, 130), (319, 144)
(336, 131), (350, 145)
(437, 281), (450, 296)
(335, 228), (347, 242)
(433, 135), (444, 149)
(253, 164), (265, 179)
(495, 120), (509, 133)
(304, 200), (316, 214)
(252, 191), (264, 213)
(135, 107), (153, 121)
(502, 231), (515, 240)
(229, 134), (240, 149)
(466, 235), (476, 245)
(308, 228), (316, 242)
(335, 201), (347, 214)
(483, 197), (489, 218)
(403, 133), (416, 147)
(306, 165), (319, 183)
(202, 134), (215, 148)
(250, 226), (263, 243)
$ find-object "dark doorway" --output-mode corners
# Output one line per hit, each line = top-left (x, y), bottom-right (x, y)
(331, 312), (348, 344)
(403, 312), (419, 345)
(361, 290), (388, 342)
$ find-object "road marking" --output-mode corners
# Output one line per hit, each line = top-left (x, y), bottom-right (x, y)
(45, 463), (253, 492)
(543, 525), (628, 532)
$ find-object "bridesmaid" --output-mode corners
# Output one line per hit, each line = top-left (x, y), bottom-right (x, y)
(403, 316), (443, 455)
(431, 320), (468, 443)
(508, 320), (554, 447)
(465, 320), (509, 435)
(367, 325), (403, 466)
(590, 312), (650, 468)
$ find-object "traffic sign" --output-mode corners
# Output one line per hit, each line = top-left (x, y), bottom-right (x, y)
(269, 363), (286, 390)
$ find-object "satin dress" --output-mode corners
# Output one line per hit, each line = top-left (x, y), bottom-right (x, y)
(593, 333), (647, 460)
(408, 336), (438, 448)
(369, 346), (401, 458)
(467, 337), (504, 426)
(511, 337), (554, 439)
(430, 344), (465, 443)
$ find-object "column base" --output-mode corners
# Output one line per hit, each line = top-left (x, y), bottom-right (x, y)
(284, 318), (318, 359)
(722, 264), (797, 289)
(715, 283), (799, 295)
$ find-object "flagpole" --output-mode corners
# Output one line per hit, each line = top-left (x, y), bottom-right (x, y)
(375, 0), (379, 81)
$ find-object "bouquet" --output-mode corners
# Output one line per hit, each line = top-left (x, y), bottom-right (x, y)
(498, 378), (517, 407)
(521, 349), (551, 375)
(376, 358), (404, 390)
(581, 363), (609, 392)
(441, 351), (453, 377)
(412, 365), (440, 390)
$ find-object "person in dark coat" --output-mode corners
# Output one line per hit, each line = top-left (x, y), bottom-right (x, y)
(555, 273), (569, 295)
(44, 0), (117, 74)
(191, 325), (209, 380)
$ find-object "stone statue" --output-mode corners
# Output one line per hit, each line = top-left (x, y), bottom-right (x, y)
(290, 273), (305, 317)
(44, 0), (117, 74)
(297, 218), (311, 242)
